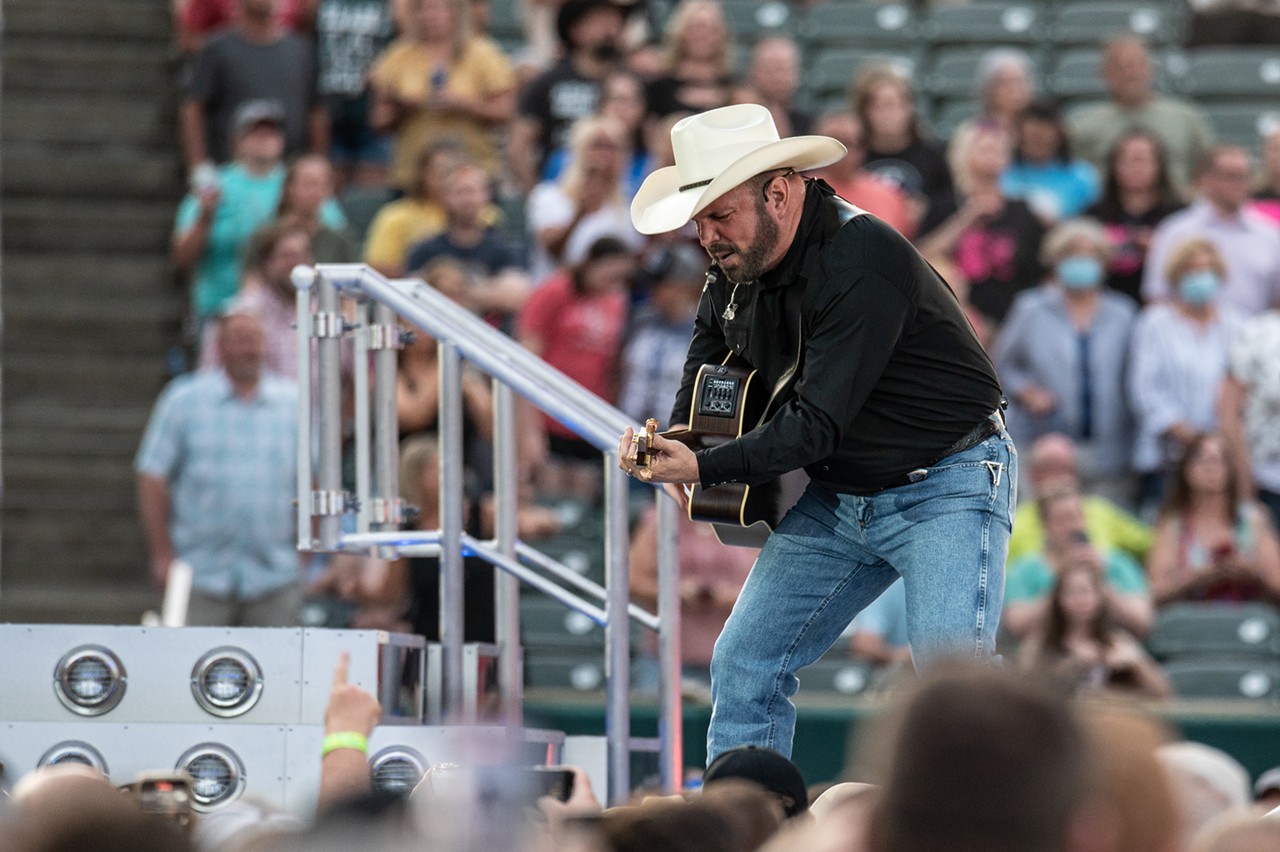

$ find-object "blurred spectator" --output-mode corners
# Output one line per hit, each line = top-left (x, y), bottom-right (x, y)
(866, 664), (1093, 852)
(1255, 766), (1280, 808)
(1077, 706), (1182, 852)
(8, 765), (195, 852)
(175, 112), (349, 356)
(846, 579), (911, 674)
(918, 123), (1044, 325)
(617, 242), (705, 428)
(136, 310), (302, 627)
(404, 160), (529, 325)
(175, 0), (311, 54)
(1158, 742), (1254, 847)
(851, 63), (954, 224)
(810, 110), (915, 238)
(317, 651), (382, 811)
(1002, 98), (1100, 223)
(1190, 814), (1280, 852)
(645, 0), (734, 121)
(1003, 486), (1153, 641)
(993, 218), (1137, 504)
(517, 236), (633, 499)
(526, 115), (645, 285)
(315, 0), (397, 188)
(947, 48), (1035, 157)
(391, 435), (497, 642)
(201, 222), (315, 376)
(181, 0), (327, 172)
(628, 503), (756, 693)
(277, 154), (358, 262)
(1068, 36), (1214, 195)
(1221, 306), (1280, 528)
(363, 137), (474, 277)
(737, 36), (811, 138)
(368, 0), (516, 193)
(1252, 125), (1280, 225)
(1128, 239), (1244, 515)
(173, 100), (289, 328)
(509, 0), (631, 190)
(541, 68), (654, 197)
(1007, 432), (1152, 564)
(397, 267), (495, 449)
(1085, 128), (1183, 303)
(702, 745), (808, 820)
(1146, 432), (1280, 604)
(1143, 145), (1280, 316)
(1018, 561), (1172, 699)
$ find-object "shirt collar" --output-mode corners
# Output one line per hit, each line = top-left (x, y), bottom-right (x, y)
(1192, 198), (1249, 229)
(214, 368), (264, 404)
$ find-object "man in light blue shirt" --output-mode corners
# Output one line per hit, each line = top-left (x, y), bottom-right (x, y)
(136, 310), (301, 626)
(1142, 146), (1280, 316)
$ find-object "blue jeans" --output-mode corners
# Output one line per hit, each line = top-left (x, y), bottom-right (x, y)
(706, 431), (1017, 761)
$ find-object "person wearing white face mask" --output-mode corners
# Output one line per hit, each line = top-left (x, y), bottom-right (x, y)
(994, 218), (1139, 507)
(1128, 239), (1245, 518)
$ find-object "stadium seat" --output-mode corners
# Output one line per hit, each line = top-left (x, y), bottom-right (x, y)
(1052, 2), (1183, 46)
(524, 652), (609, 691)
(1147, 602), (1280, 661)
(722, 0), (795, 41)
(797, 1), (918, 49)
(924, 46), (999, 99)
(339, 185), (396, 248)
(1047, 48), (1108, 98)
(920, 3), (1044, 45)
(929, 98), (976, 142)
(798, 657), (874, 696)
(520, 594), (606, 650)
(1178, 48), (1280, 97)
(1200, 101), (1280, 150)
(1164, 658), (1280, 700)
(806, 46), (921, 107)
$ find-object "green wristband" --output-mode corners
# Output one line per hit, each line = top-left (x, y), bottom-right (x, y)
(321, 731), (369, 758)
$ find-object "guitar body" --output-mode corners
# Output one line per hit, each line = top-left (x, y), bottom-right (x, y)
(666, 360), (785, 548)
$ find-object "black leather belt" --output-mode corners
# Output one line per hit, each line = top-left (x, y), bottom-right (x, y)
(927, 408), (1005, 468)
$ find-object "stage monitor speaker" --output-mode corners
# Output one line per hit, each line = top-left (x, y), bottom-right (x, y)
(0, 625), (305, 724)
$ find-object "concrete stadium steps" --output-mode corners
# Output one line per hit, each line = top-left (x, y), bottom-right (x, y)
(3, 40), (178, 96)
(3, 97), (175, 150)
(2, 0), (181, 621)
(3, 0), (174, 42)
(4, 145), (183, 200)
(3, 197), (174, 254)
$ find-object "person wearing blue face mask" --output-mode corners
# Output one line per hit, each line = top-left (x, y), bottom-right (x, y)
(1128, 239), (1245, 518)
(994, 217), (1139, 507)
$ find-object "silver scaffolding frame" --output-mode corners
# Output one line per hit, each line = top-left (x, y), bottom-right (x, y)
(292, 263), (683, 804)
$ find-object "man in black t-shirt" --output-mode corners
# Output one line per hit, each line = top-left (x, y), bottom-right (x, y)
(404, 160), (528, 325)
(507, 0), (631, 190)
(618, 105), (1017, 764)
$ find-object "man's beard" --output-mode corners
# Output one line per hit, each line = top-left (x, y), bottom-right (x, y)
(709, 204), (780, 284)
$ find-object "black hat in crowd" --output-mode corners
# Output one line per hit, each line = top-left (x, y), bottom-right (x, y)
(555, 0), (635, 48)
(702, 745), (809, 818)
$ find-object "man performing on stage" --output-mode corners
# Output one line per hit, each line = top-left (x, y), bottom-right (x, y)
(617, 104), (1016, 762)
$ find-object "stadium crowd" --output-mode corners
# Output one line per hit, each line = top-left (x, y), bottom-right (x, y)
(97, 0), (1280, 845)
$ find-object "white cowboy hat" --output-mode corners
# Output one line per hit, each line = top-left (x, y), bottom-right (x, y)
(630, 103), (846, 235)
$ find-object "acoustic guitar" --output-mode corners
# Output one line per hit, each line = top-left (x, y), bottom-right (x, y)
(644, 359), (786, 548)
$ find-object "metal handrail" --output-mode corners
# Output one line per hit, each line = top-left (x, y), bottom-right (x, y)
(293, 263), (683, 804)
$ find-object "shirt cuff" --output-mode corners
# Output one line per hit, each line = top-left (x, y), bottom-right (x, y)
(697, 443), (746, 490)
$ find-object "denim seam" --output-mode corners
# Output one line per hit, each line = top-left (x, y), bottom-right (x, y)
(762, 568), (860, 748)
